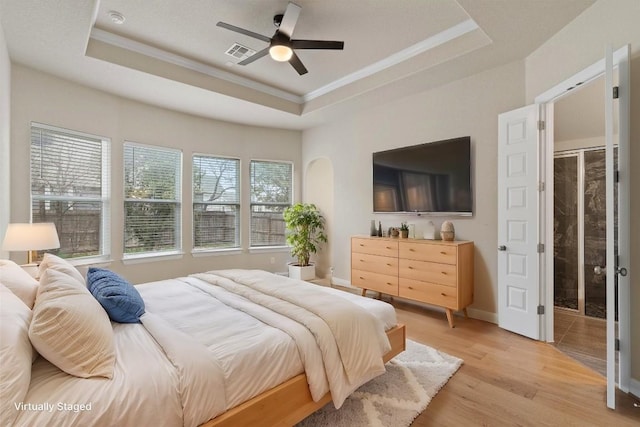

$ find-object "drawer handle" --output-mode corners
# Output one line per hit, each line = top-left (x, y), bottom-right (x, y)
(440, 251), (447, 255)
(359, 276), (364, 280)
(386, 246), (392, 249)
(441, 292), (446, 296)
(408, 286), (414, 290)
(359, 243), (364, 246)
(386, 263), (392, 266)
(441, 271), (447, 275)
(386, 282), (392, 286)
(408, 266), (414, 269)
(409, 248), (415, 252)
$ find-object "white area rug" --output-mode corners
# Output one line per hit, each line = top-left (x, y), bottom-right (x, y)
(296, 340), (463, 427)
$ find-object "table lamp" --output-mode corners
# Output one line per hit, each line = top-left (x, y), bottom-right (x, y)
(2, 222), (61, 264)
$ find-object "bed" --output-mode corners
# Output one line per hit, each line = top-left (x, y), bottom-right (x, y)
(0, 255), (406, 427)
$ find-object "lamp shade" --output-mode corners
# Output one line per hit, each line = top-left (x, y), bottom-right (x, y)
(2, 223), (61, 251)
(269, 45), (293, 62)
(269, 33), (293, 62)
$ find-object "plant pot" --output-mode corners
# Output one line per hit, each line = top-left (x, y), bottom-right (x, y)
(288, 263), (316, 281)
(400, 230), (409, 238)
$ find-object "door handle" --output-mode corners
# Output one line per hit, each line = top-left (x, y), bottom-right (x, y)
(498, 245), (507, 251)
(617, 267), (628, 277)
(594, 265), (605, 275)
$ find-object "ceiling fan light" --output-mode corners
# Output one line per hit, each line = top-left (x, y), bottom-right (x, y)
(269, 45), (293, 62)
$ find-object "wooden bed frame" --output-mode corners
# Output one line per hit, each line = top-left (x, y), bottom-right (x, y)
(202, 323), (406, 427)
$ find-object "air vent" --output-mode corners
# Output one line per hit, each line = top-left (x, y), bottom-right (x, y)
(225, 43), (256, 61)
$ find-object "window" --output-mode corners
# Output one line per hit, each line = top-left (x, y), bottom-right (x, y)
(193, 155), (240, 250)
(124, 143), (182, 256)
(250, 160), (293, 247)
(30, 123), (110, 260)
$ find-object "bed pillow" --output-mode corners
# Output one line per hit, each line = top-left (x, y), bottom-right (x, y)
(87, 268), (145, 323)
(0, 284), (34, 425)
(0, 259), (39, 308)
(29, 268), (115, 379)
(38, 253), (85, 285)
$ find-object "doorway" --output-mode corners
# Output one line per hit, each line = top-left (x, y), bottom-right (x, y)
(537, 45), (632, 409)
(553, 145), (617, 377)
(496, 44), (631, 409)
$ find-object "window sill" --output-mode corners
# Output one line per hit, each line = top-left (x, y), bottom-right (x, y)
(67, 256), (114, 267)
(248, 246), (290, 254)
(122, 251), (184, 265)
(192, 248), (243, 257)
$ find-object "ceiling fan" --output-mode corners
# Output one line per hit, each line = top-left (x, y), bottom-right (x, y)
(216, 2), (344, 75)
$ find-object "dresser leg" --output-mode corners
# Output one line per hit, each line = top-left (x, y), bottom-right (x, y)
(361, 288), (367, 297)
(463, 308), (469, 318)
(445, 309), (455, 328)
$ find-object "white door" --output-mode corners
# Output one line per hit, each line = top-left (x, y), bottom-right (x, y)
(497, 105), (541, 339)
(604, 44), (631, 410)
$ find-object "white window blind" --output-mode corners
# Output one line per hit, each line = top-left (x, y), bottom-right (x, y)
(124, 143), (182, 256)
(193, 155), (240, 250)
(250, 160), (292, 247)
(30, 123), (110, 260)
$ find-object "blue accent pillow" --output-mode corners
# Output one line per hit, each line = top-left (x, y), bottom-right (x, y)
(87, 268), (145, 323)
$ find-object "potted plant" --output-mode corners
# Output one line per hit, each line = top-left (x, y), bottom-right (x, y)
(400, 222), (409, 238)
(283, 203), (327, 280)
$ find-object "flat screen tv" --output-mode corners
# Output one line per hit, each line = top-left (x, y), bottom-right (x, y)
(372, 136), (472, 215)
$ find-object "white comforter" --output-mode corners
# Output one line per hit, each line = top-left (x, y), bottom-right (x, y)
(192, 270), (392, 407)
(14, 270), (394, 427)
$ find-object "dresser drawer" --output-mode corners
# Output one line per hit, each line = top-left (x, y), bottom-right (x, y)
(399, 259), (457, 287)
(352, 237), (398, 257)
(399, 242), (457, 265)
(352, 269), (399, 296)
(352, 252), (398, 276)
(399, 279), (458, 309)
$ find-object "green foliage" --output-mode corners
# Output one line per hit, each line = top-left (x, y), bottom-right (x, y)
(400, 222), (409, 231)
(124, 147), (180, 253)
(283, 203), (327, 267)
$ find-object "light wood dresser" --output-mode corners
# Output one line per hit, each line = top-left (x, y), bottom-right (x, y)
(351, 236), (474, 327)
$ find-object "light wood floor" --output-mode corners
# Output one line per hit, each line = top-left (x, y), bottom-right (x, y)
(389, 299), (640, 426)
(553, 308), (606, 377)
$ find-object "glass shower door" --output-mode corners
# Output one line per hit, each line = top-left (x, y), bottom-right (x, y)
(553, 154), (579, 311)
(583, 148), (617, 319)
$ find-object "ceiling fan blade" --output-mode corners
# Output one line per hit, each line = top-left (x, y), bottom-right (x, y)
(238, 47), (269, 65)
(216, 22), (271, 43)
(278, 2), (302, 38)
(291, 40), (344, 50)
(289, 52), (308, 75)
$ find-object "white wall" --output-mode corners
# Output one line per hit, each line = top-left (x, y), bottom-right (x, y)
(303, 60), (526, 319)
(303, 157), (333, 278)
(525, 0), (640, 388)
(9, 65), (302, 284)
(0, 21), (10, 259)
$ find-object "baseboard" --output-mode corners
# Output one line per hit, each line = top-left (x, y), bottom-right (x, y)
(466, 307), (498, 324)
(330, 276), (357, 289)
(630, 378), (640, 399)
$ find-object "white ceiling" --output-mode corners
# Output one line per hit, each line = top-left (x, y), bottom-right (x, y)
(0, 0), (596, 130)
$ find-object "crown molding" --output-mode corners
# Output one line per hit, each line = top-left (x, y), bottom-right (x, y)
(89, 18), (480, 110)
(89, 28), (304, 104)
(303, 18), (480, 102)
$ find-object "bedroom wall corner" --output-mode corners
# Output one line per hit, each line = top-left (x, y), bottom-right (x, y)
(302, 59), (527, 319)
(303, 157), (334, 279)
(0, 20), (10, 259)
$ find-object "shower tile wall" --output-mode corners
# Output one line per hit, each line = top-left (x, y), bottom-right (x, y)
(554, 156), (578, 310)
(583, 150), (607, 318)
